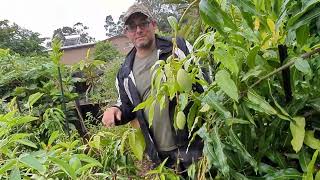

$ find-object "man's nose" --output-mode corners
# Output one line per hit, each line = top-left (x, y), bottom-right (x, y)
(136, 25), (143, 33)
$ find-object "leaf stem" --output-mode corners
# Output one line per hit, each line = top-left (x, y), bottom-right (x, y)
(178, 0), (200, 25)
(249, 48), (320, 89)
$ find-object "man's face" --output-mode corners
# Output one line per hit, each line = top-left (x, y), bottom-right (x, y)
(124, 13), (156, 49)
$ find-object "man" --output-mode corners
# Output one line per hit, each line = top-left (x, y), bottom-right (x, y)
(102, 3), (202, 171)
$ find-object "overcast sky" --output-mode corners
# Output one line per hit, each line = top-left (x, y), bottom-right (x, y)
(0, 0), (135, 41)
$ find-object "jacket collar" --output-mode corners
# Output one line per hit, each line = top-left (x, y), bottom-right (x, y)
(122, 35), (173, 76)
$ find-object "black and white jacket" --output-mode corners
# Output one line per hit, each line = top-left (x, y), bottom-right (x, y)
(113, 35), (196, 164)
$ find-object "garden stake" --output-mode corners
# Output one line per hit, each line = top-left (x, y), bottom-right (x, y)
(58, 65), (71, 137)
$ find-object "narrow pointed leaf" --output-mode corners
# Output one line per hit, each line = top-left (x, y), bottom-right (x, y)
(49, 156), (76, 179)
(229, 128), (258, 172)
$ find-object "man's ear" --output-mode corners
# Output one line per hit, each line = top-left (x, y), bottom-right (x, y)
(151, 20), (157, 28)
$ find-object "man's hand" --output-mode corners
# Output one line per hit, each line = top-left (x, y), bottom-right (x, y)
(102, 107), (122, 127)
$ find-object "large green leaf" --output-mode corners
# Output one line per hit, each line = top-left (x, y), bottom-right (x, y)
(9, 167), (21, 180)
(231, 0), (260, 15)
(247, 46), (260, 69)
(213, 44), (239, 75)
(16, 139), (37, 148)
(215, 70), (239, 102)
(48, 131), (60, 147)
(304, 150), (319, 180)
(128, 129), (146, 161)
(199, 0), (237, 34)
(304, 130), (320, 150)
(8, 116), (38, 128)
(197, 126), (217, 170)
(49, 156), (76, 179)
(75, 154), (102, 167)
(288, 2), (320, 30)
(19, 154), (46, 174)
(296, 24), (309, 46)
(202, 90), (232, 118)
(0, 159), (16, 174)
(211, 126), (230, 177)
(26, 92), (44, 109)
(247, 89), (278, 115)
(294, 57), (312, 76)
(290, 117), (305, 153)
(299, 148), (311, 172)
(167, 16), (178, 33)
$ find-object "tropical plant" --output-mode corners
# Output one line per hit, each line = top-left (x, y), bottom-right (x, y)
(137, 0), (320, 179)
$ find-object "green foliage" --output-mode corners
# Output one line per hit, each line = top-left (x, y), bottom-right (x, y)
(51, 22), (95, 47)
(93, 41), (121, 61)
(90, 59), (123, 104)
(135, 0), (320, 178)
(0, 96), (137, 179)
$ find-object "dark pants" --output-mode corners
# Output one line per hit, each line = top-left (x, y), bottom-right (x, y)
(158, 140), (203, 173)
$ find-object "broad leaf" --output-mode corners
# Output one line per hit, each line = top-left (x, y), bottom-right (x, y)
(9, 167), (21, 180)
(167, 16), (178, 33)
(19, 154), (46, 174)
(215, 70), (239, 102)
(247, 46), (260, 69)
(247, 90), (277, 115)
(128, 129), (145, 160)
(26, 92), (44, 109)
(199, 0), (237, 34)
(294, 57), (312, 75)
(213, 44), (239, 75)
(290, 117), (305, 153)
(304, 130), (320, 150)
(299, 148), (311, 172)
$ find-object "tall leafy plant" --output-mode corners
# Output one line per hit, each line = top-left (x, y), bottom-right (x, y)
(138, 0), (320, 178)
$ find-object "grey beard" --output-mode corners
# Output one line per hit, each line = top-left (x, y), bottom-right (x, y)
(136, 39), (153, 49)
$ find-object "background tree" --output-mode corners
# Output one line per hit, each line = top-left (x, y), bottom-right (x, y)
(93, 40), (121, 61)
(0, 20), (45, 56)
(51, 22), (95, 47)
(104, 15), (124, 37)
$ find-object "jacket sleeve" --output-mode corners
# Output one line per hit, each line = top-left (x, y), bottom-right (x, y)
(113, 71), (136, 125)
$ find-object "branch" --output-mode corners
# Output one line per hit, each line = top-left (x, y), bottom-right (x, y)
(178, 0), (200, 25)
(249, 48), (320, 89)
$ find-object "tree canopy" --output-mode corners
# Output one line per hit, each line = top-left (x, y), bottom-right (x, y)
(0, 20), (45, 56)
(51, 22), (95, 47)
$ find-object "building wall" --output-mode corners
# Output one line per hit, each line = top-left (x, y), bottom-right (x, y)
(61, 44), (95, 65)
(60, 35), (132, 65)
(106, 35), (133, 55)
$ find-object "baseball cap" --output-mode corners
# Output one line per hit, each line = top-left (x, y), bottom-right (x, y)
(123, 3), (153, 24)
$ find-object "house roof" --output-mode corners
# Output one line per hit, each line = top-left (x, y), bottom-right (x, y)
(47, 34), (127, 51)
